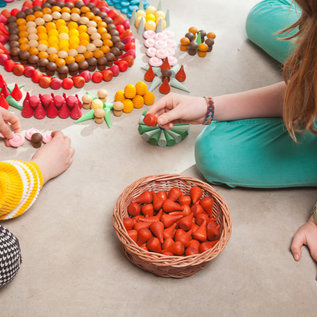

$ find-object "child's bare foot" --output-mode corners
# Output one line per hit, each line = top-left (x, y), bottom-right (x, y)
(32, 131), (75, 184)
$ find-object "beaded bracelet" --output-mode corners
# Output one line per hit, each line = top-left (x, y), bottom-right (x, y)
(203, 97), (215, 125)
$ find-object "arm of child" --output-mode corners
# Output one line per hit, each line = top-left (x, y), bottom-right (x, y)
(148, 81), (286, 130)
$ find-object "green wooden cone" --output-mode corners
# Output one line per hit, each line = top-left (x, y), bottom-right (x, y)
(138, 124), (156, 134)
(86, 91), (98, 100)
(5, 95), (22, 110)
(157, 129), (167, 147)
(171, 128), (189, 139)
(142, 128), (160, 142)
(149, 129), (162, 145)
(196, 31), (202, 45)
(75, 109), (94, 123)
(149, 76), (162, 92)
(164, 129), (176, 146)
(166, 129), (182, 143)
(104, 108), (111, 128)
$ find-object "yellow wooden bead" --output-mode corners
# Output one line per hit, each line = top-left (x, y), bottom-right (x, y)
(122, 99), (134, 113)
(132, 95), (144, 109)
(114, 90), (125, 102)
(135, 81), (148, 96)
(124, 84), (136, 99)
(143, 91), (155, 105)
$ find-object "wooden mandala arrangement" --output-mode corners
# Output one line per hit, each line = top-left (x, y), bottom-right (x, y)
(0, 0), (136, 89)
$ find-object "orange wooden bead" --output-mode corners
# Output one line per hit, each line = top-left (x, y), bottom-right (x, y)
(100, 45), (110, 54)
(52, 6), (61, 12)
(98, 21), (107, 28)
(93, 16), (102, 23)
(16, 18), (26, 25)
(207, 32), (216, 39)
(75, 54), (85, 62)
(26, 15), (35, 22)
(18, 25), (27, 32)
(38, 51), (49, 59)
(49, 53), (58, 62)
(30, 47), (39, 55)
(84, 12), (94, 19)
(61, 7), (71, 13)
(19, 31), (29, 38)
(34, 11), (43, 18)
(20, 44), (30, 51)
(56, 58), (66, 67)
(43, 8), (52, 14)
(101, 33), (111, 41)
(19, 38), (28, 45)
(84, 51), (93, 59)
(104, 39), (113, 47)
(94, 49), (104, 58)
(80, 6), (90, 13)
(65, 56), (75, 64)
(180, 37), (190, 45)
(98, 27), (107, 34)
(189, 26), (198, 34)
(1, 9), (11, 18)
(71, 7), (81, 14)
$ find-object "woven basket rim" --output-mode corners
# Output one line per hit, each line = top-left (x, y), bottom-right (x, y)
(113, 173), (232, 269)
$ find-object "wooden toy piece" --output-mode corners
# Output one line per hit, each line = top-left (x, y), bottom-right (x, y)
(94, 108), (105, 124)
(113, 101), (124, 117)
(22, 93), (33, 118)
(97, 89), (108, 102)
(196, 32), (202, 46)
(10, 83), (23, 101)
(34, 102), (46, 119)
(30, 132), (43, 148)
(66, 96), (78, 108)
(0, 93), (8, 109)
(46, 101), (58, 118)
(6, 95), (23, 110)
(198, 43), (209, 57)
(143, 91), (155, 105)
(124, 84), (136, 99)
(207, 32), (216, 39)
(160, 58), (170, 71)
(180, 37), (190, 51)
(175, 65), (186, 82)
(58, 100), (70, 119)
(8, 133), (25, 148)
(29, 95), (41, 109)
(144, 113), (157, 127)
(75, 109), (95, 124)
(159, 77), (170, 94)
(144, 65), (155, 82)
(40, 94), (53, 109)
(53, 95), (65, 109)
(91, 98), (104, 110)
(82, 94), (93, 110)
(169, 78), (190, 93)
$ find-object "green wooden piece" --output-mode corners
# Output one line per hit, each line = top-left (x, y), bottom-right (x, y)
(164, 129), (176, 146)
(5, 95), (22, 110)
(149, 129), (162, 145)
(75, 109), (94, 123)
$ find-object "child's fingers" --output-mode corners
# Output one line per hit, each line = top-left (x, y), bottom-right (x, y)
(157, 107), (183, 126)
(147, 93), (175, 115)
(2, 111), (20, 133)
(0, 116), (13, 139)
(290, 228), (306, 261)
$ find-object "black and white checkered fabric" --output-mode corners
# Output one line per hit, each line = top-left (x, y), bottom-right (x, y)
(0, 225), (22, 288)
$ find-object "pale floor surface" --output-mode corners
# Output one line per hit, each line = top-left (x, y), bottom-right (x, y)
(1, 0), (317, 316)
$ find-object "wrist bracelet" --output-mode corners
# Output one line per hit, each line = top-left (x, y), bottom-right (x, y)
(203, 97), (215, 125)
(313, 201), (317, 223)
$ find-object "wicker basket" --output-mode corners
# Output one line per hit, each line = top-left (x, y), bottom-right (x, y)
(113, 174), (232, 278)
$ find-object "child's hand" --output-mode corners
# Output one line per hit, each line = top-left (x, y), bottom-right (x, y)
(290, 215), (317, 279)
(147, 93), (207, 130)
(0, 108), (21, 146)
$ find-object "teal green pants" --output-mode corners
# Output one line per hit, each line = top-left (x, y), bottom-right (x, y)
(195, 1), (317, 189)
(246, 0), (300, 64)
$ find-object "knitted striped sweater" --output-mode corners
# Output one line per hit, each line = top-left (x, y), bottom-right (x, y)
(0, 161), (43, 220)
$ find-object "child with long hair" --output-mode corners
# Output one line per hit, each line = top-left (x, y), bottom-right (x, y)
(147, 0), (317, 275)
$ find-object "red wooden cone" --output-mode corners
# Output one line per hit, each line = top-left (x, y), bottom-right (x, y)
(175, 65), (186, 82)
(128, 202), (141, 217)
(127, 230), (137, 243)
(132, 190), (152, 204)
(147, 237), (162, 253)
(70, 102), (82, 120)
(162, 199), (183, 213)
(137, 228), (152, 246)
(141, 204), (154, 217)
(1, 83), (10, 98)
(46, 101), (58, 118)
(76, 94), (82, 109)
(150, 222), (164, 244)
(196, 212), (209, 226)
(160, 58), (170, 71)
(34, 102), (46, 119)
(152, 192), (165, 211)
(190, 186), (203, 204)
(144, 65), (155, 82)
(199, 241), (218, 253)
(134, 221), (151, 231)
(178, 213), (193, 231)
(163, 222), (177, 240)
(192, 219), (207, 242)
(168, 188), (182, 201)
(10, 83), (23, 101)
(58, 101), (70, 119)
(123, 218), (135, 230)
(161, 213), (183, 228)
(0, 93), (9, 109)
(0, 23), (9, 36)
(191, 203), (205, 217)
(175, 229), (193, 248)
(40, 94), (52, 108)
(21, 93), (33, 118)
(162, 237), (174, 251)
(207, 222), (220, 241)
(159, 77), (170, 94)
(167, 241), (185, 256)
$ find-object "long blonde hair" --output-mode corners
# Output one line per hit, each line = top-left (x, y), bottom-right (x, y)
(280, 0), (317, 140)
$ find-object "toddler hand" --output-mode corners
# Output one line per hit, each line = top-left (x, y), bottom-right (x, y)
(290, 215), (317, 279)
(32, 131), (75, 184)
(147, 93), (207, 130)
(0, 108), (21, 146)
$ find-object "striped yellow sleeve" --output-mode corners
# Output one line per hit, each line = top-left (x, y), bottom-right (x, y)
(0, 160), (43, 220)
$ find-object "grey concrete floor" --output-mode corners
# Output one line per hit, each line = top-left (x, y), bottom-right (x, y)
(1, 0), (317, 316)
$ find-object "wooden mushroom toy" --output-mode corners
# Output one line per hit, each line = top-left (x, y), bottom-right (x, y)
(94, 108), (106, 124)
(180, 37), (190, 51)
(97, 89), (108, 103)
(113, 101), (124, 117)
(82, 94), (93, 110)
(198, 43), (208, 57)
(91, 98), (104, 110)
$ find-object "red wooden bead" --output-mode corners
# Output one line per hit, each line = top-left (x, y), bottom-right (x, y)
(78, 70), (91, 83)
(32, 71), (43, 83)
(107, 64), (119, 76)
(4, 59), (16, 72)
(0, 54), (9, 66)
(62, 78), (74, 90)
(119, 49), (136, 59)
(121, 20), (130, 30)
(24, 66), (35, 77)
(72, 76), (85, 88)
(50, 77), (63, 90)
(13, 64), (24, 76)
(39, 76), (51, 88)
(122, 55), (134, 67)
(92, 71), (103, 83)
(101, 69), (113, 82)
(116, 24), (125, 35)
(107, 9), (118, 19)
(114, 60), (128, 72)
(144, 113), (157, 127)
(10, 9), (20, 17)
(32, 0), (42, 6)
(124, 42), (135, 51)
